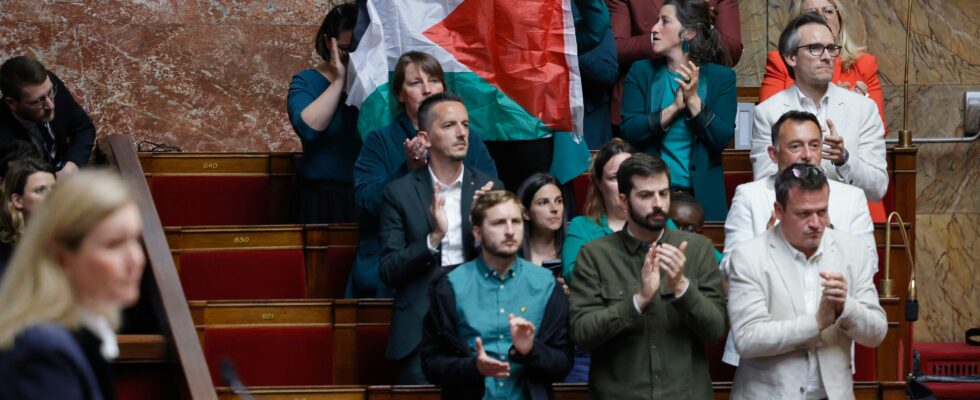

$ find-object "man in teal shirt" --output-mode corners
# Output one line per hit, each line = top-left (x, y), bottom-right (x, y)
(421, 190), (572, 399)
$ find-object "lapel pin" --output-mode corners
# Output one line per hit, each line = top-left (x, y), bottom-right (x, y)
(520, 306), (526, 313)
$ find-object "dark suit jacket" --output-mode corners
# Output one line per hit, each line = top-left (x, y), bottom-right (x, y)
(378, 166), (501, 360)
(0, 324), (104, 400)
(0, 72), (96, 167)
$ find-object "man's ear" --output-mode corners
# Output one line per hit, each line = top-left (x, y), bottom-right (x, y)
(767, 145), (779, 165)
(472, 224), (482, 243)
(4, 97), (18, 111)
(784, 53), (798, 70)
(618, 192), (628, 209)
(773, 201), (784, 221)
(418, 130), (432, 148)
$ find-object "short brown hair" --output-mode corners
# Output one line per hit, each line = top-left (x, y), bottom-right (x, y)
(470, 190), (522, 227)
(0, 56), (48, 101)
(391, 51), (446, 102)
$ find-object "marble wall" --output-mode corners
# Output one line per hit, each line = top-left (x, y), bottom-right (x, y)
(0, 1), (976, 341)
(0, 0), (350, 153)
(736, 0), (979, 342)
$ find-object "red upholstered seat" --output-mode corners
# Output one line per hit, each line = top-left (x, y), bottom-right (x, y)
(150, 176), (271, 226)
(571, 174), (591, 217)
(356, 325), (395, 384)
(854, 344), (877, 381)
(913, 342), (980, 399)
(114, 364), (179, 400)
(723, 172), (754, 208)
(179, 249), (307, 301)
(322, 246), (356, 299)
(203, 326), (334, 387)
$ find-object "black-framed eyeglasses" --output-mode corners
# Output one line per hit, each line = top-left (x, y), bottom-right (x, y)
(791, 164), (824, 179)
(797, 43), (842, 57)
(23, 85), (57, 108)
(804, 5), (838, 19)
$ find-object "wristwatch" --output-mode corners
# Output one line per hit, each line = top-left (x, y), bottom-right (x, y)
(833, 149), (849, 167)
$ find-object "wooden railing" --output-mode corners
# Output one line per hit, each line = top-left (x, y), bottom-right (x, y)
(105, 134), (217, 400)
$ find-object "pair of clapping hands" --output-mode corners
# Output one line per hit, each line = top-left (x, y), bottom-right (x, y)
(474, 313), (536, 378)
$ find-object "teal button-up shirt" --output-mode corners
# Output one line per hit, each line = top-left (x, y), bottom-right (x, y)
(448, 257), (555, 400)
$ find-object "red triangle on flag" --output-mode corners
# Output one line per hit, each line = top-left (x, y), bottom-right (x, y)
(424, 0), (573, 131)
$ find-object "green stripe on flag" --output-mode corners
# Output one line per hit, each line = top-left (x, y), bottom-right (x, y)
(357, 72), (555, 142)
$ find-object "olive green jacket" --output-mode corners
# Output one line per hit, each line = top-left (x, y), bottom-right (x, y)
(569, 228), (726, 400)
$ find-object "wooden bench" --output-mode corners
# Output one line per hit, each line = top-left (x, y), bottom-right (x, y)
(215, 381), (906, 400)
(190, 299), (393, 386)
(167, 224), (357, 299)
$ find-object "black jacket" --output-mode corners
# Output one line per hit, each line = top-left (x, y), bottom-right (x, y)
(0, 72), (95, 168)
(0, 324), (105, 400)
(378, 166), (501, 360)
(420, 273), (573, 400)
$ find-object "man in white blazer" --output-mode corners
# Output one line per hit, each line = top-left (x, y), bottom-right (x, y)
(720, 110), (876, 367)
(750, 13), (886, 202)
(728, 164), (887, 400)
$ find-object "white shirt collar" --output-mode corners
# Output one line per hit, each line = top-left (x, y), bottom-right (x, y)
(78, 310), (119, 361)
(428, 164), (464, 189)
(792, 84), (831, 109)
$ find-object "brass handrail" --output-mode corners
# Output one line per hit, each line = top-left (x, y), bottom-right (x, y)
(879, 212), (915, 299)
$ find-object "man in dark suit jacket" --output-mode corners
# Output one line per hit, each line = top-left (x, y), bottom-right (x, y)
(379, 92), (502, 384)
(0, 56), (95, 178)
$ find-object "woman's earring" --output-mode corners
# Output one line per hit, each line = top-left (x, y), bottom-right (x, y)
(682, 38), (690, 54)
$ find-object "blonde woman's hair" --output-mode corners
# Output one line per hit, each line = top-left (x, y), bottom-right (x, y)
(0, 170), (137, 349)
(789, 0), (867, 70)
(0, 158), (54, 244)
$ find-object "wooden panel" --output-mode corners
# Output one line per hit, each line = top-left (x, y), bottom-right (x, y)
(139, 153), (295, 176)
(736, 87), (761, 103)
(364, 386), (440, 400)
(166, 225), (304, 251)
(107, 135), (218, 400)
(117, 334), (168, 364)
(189, 300), (333, 327)
(217, 386), (365, 400)
(333, 300), (394, 385)
(306, 224), (359, 247)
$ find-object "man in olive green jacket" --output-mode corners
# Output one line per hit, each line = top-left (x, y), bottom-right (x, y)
(569, 153), (726, 399)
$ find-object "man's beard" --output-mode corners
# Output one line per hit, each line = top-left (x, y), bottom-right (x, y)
(483, 240), (519, 259)
(629, 205), (668, 232)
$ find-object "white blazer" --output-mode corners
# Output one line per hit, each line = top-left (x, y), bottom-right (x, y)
(721, 177), (877, 278)
(751, 84), (888, 201)
(728, 228), (887, 400)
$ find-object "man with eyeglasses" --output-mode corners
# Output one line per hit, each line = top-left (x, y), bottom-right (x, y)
(727, 161), (886, 400)
(0, 56), (94, 178)
(750, 12), (886, 204)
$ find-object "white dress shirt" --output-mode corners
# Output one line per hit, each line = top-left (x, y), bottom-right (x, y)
(426, 165), (465, 266)
(782, 235), (828, 400)
(79, 310), (119, 361)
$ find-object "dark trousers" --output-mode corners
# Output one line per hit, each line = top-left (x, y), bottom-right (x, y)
(484, 137), (554, 191)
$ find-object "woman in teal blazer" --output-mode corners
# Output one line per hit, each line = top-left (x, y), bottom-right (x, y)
(621, 0), (736, 221)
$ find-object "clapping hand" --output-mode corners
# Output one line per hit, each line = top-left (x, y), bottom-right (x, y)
(474, 337), (510, 378)
(657, 241), (689, 297)
(509, 313), (536, 355)
(674, 61), (702, 115)
(404, 137), (427, 170)
(428, 184), (448, 248)
(635, 245), (661, 309)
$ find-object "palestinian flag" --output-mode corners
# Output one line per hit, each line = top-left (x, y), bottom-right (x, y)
(346, 0), (590, 183)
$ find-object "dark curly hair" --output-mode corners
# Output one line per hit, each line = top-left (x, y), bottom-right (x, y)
(664, 0), (731, 66)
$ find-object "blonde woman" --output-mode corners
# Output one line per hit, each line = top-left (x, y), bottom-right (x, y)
(759, 0), (885, 128)
(0, 170), (145, 399)
(0, 158), (55, 278)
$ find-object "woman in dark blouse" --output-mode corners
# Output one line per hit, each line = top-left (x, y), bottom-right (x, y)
(287, 3), (360, 223)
